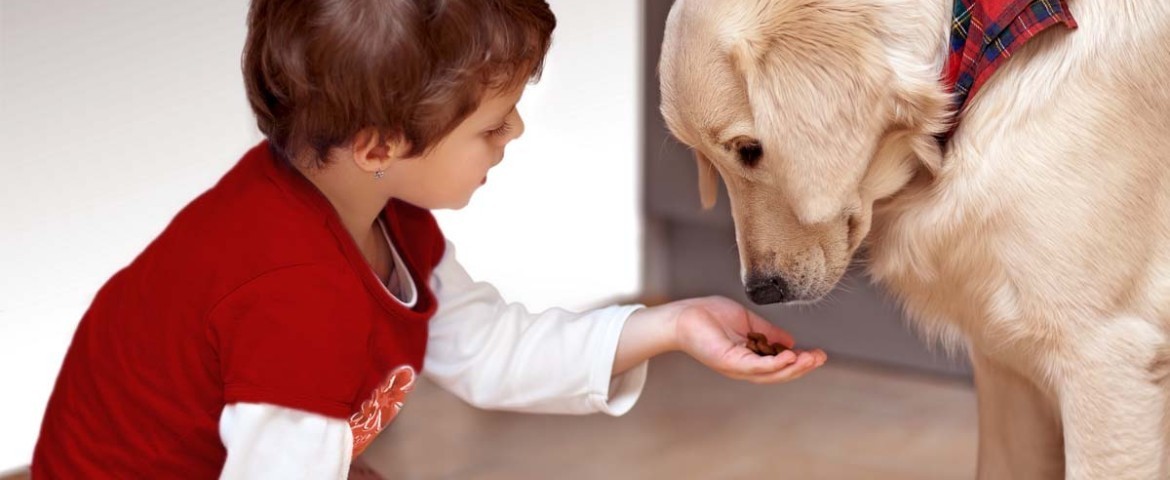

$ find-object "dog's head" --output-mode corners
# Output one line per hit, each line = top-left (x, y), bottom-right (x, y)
(659, 0), (949, 304)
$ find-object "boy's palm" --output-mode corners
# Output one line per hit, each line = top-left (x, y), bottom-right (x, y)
(673, 296), (827, 384)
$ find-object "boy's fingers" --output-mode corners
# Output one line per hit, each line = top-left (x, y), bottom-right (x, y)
(749, 351), (826, 384)
(720, 346), (796, 375)
(721, 346), (801, 375)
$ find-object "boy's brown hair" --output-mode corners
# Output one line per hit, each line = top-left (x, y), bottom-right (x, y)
(243, 0), (555, 164)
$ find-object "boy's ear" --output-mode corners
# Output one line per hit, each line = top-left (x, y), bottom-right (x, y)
(352, 128), (410, 172)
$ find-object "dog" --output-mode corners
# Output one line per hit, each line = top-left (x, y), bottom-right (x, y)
(658, 0), (1170, 478)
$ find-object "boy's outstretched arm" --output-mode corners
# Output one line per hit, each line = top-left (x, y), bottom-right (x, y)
(424, 241), (827, 418)
(614, 296), (826, 383)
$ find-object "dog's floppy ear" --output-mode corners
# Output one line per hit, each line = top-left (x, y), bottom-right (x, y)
(892, 79), (950, 174)
(695, 151), (720, 210)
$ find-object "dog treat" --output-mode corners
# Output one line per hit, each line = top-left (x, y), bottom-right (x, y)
(746, 333), (769, 355)
(746, 332), (789, 356)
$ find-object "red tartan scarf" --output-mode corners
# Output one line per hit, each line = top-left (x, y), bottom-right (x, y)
(942, 0), (1078, 138)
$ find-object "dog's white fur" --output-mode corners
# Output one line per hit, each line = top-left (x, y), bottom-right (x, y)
(660, 0), (1170, 478)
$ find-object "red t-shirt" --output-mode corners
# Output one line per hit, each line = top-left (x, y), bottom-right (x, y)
(32, 141), (446, 478)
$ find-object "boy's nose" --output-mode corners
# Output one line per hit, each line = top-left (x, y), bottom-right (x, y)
(510, 115), (525, 141)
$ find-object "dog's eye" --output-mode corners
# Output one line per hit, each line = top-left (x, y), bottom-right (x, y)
(735, 139), (763, 167)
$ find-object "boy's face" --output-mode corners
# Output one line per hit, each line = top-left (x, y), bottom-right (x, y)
(393, 86), (526, 210)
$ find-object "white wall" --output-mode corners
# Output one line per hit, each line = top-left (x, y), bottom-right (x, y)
(0, 0), (640, 470)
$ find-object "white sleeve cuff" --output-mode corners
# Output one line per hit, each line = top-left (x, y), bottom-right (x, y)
(218, 403), (351, 479)
(587, 304), (649, 416)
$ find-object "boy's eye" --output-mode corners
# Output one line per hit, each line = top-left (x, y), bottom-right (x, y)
(487, 121), (513, 138)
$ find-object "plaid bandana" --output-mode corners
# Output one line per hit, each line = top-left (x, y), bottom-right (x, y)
(943, 0), (1077, 133)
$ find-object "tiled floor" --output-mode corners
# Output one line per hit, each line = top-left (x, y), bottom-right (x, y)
(363, 353), (978, 479)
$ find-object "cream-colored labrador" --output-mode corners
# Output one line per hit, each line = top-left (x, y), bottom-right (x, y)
(659, 1), (1170, 478)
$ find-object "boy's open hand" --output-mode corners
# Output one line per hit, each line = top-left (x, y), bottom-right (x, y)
(671, 296), (826, 384)
(614, 296), (827, 384)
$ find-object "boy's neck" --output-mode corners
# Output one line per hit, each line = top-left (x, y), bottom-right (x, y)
(293, 159), (393, 245)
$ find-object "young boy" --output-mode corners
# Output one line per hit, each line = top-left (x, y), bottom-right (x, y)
(31, 1), (826, 477)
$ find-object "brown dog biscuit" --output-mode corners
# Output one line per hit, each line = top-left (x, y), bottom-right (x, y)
(746, 332), (788, 356)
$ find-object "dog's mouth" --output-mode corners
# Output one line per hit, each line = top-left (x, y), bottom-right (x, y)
(743, 240), (855, 305)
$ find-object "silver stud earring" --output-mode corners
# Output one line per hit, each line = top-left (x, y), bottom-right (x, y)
(374, 170), (385, 179)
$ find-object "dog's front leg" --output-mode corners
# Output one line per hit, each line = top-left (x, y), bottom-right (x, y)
(1058, 317), (1167, 479)
(970, 350), (1064, 480)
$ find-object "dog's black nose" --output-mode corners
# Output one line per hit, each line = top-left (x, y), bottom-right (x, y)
(745, 274), (791, 305)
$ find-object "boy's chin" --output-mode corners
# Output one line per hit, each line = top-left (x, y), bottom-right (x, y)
(432, 194), (474, 211)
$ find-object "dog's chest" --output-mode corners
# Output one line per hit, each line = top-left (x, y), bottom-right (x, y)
(863, 175), (1041, 344)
